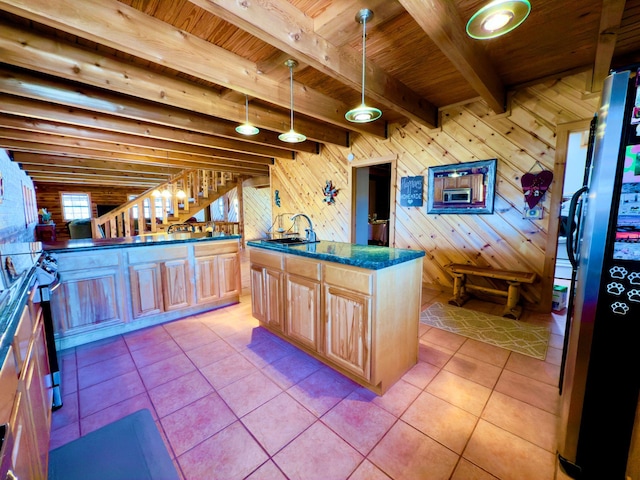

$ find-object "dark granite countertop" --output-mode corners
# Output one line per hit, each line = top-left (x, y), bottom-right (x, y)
(43, 232), (241, 253)
(0, 242), (42, 369)
(246, 239), (425, 270)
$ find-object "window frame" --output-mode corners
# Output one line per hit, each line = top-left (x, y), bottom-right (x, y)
(60, 192), (92, 221)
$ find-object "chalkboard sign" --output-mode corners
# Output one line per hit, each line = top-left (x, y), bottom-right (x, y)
(400, 176), (424, 207)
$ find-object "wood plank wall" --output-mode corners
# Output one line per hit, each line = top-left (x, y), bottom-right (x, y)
(243, 186), (271, 241)
(271, 72), (600, 312)
(35, 184), (144, 240)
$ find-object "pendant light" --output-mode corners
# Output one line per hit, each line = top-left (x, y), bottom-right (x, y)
(278, 59), (306, 143)
(466, 0), (531, 40)
(345, 9), (382, 123)
(235, 94), (259, 136)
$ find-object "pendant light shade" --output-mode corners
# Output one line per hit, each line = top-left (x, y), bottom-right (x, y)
(235, 94), (259, 136)
(279, 59), (306, 143)
(466, 0), (531, 40)
(345, 9), (382, 123)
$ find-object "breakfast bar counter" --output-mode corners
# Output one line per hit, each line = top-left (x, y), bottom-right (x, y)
(247, 240), (425, 394)
(45, 233), (242, 350)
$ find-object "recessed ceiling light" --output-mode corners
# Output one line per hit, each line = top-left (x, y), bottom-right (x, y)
(466, 0), (531, 40)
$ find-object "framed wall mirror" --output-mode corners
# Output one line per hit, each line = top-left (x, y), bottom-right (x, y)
(427, 159), (497, 214)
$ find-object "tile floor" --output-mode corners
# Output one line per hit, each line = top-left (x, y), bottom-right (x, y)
(49, 254), (573, 480)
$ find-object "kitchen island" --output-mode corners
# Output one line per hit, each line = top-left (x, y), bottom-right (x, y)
(45, 232), (241, 350)
(247, 239), (425, 395)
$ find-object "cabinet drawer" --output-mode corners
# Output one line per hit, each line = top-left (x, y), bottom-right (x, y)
(57, 251), (120, 271)
(250, 249), (284, 270)
(128, 245), (188, 263)
(285, 256), (321, 281)
(324, 264), (373, 295)
(194, 241), (238, 257)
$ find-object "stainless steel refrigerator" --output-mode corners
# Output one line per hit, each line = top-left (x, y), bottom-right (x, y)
(558, 68), (640, 479)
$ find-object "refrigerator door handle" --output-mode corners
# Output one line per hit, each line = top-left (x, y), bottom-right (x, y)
(566, 185), (588, 269)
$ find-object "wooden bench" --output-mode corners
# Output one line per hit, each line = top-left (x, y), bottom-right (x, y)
(447, 263), (537, 319)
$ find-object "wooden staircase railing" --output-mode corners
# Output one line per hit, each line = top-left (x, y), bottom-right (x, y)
(91, 169), (239, 239)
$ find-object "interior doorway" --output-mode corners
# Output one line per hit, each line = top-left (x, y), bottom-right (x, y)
(350, 154), (397, 246)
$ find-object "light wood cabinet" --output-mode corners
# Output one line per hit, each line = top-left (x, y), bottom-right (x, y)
(195, 252), (240, 304)
(324, 285), (371, 381)
(48, 238), (241, 349)
(250, 246), (423, 395)
(130, 262), (163, 318)
(161, 258), (191, 311)
(2, 285), (52, 480)
(51, 251), (127, 335)
(250, 249), (284, 332)
(286, 274), (321, 351)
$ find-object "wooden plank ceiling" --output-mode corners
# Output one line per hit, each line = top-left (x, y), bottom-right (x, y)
(0, 0), (638, 188)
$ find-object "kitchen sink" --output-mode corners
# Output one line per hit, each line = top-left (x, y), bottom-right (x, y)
(263, 237), (310, 245)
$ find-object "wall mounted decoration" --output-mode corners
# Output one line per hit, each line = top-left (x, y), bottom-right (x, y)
(427, 159), (497, 214)
(521, 162), (553, 209)
(400, 176), (424, 207)
(323, 180), (339, 205)
(274, 190), (281, 208)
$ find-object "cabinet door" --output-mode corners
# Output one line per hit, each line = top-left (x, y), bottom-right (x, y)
(456, 175), (472, 188)
(23, 321), (51, 476)
(250, 265), (266, 322)
(470, 173), (484, 202)
(52, 267), (125, 331)
(286, 274), (321, 351)
(433, 177), (444, 203)
(264, 268), (284, 332)
(195, 255), (220, 304)
(218, 252), (241, 299)
(161, 259), (192, 311)
(130, 262), (163, 318)
(9, 389), (41, 480)
(324, 285), (372, 381)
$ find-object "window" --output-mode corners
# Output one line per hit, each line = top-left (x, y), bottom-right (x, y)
(61, 193), (91, 220)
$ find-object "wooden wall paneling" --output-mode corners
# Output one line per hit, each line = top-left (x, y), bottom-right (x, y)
(35, 184), (143, 240)
(243, 186), (271, 241)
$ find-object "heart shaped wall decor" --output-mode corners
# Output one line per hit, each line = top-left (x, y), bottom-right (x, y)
(521, 170), (553, 209)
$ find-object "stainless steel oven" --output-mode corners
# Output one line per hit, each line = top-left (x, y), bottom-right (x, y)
(443, 187), (472, 203)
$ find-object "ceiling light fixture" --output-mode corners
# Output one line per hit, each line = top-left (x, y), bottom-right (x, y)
(235, 94), (259, 136)
(466, 0), (531, 40)
(278, 59), (306, 143)
(345, 9), (382, 123)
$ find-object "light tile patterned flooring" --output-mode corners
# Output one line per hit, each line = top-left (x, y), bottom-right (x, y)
(50, 254), (572, 480)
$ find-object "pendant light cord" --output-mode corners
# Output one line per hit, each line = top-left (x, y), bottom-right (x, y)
(245, 95), (250, 123)
(360, 15), (367, 105)
(289, 64), (295, 130)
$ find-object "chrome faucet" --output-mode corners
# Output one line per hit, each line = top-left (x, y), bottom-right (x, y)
(290, 213), (317, 242)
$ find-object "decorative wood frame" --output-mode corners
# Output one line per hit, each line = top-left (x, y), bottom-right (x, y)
(427, 159), (497, 214)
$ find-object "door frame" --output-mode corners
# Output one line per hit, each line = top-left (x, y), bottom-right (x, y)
(348, 154), (397, 245)
(543, 119), (592, 310)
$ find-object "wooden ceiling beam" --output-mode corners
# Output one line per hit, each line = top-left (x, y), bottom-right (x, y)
(0, 119), (277, 165)
(0, 0), (387, 138)
(399, 0), (506, 114)
(188, 0), (438, 128)
(0, 20), (346, 147)
(22, 165), (169, 182)
(14, 154), (181, 175)
(0, 91), (317, 158)
(0, 91), (301, 158)
(5, 142), (271, 175)
(28, 174), (159, 187)
(313, 0), (405, 46)
(0, 27), (332, 153)
(590, 0), (626, 92)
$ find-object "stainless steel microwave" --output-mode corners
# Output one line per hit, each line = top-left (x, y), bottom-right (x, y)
(442, 187), (471, 203)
